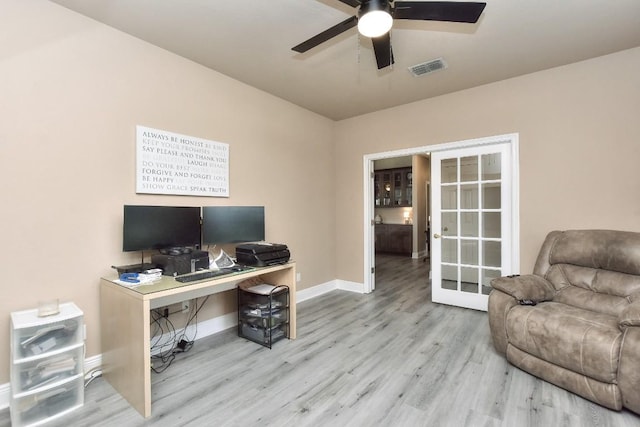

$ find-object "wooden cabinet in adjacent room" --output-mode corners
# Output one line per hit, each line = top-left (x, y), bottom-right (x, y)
(374, 167), (412, 207)
(375, 224), (412, 255)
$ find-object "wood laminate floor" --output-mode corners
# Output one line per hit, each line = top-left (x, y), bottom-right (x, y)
(2, 255), (638, 426)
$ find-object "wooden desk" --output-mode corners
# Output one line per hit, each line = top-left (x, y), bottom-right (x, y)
(100, 262), (296, 418)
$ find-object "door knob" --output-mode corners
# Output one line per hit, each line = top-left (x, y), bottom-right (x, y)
(434, 233), (441, 239)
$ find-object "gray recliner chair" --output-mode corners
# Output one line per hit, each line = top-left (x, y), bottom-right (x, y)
(488, 229), (640, 414)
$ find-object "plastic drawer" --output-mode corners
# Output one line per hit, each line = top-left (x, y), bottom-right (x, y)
(239, 290), (288, 311)
(240, 308), (288, 328)
(11, 306), (83, 361)
(11, 345), (84, 395)
(11, 375), (84, 427)
(240, 322), (287, 346)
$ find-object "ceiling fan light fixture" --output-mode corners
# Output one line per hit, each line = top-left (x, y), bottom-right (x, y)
(358, 0), (393, 38)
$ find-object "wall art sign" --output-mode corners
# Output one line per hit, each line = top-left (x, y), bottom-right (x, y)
(136, 125), (229, 197)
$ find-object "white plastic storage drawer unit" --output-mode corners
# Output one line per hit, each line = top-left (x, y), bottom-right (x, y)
(10, 302), (84, 427)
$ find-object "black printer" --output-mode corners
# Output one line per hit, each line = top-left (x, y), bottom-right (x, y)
(235, 243), (290, 267)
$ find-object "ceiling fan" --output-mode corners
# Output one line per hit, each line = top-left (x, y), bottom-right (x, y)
(292, 1), (486, 70)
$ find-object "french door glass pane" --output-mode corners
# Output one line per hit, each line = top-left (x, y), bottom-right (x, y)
(442, 159), (457, 183)
(481, 153), (501, 180)
(461, 240), (478, 265)
(442, 212), (458, 237)
(460, 212), (478, 237)
(442, 264), (458, 290)
(482, 269), (501, 295)
(460, 184), (479, 209)
(442, 186), (457, 209)
(442, 239), (458, 263)
(482, 183), (501, 209)
(461, 266), (479, 293)
(460, 156), (478, 182)
(482, 212), (501, 238)
(483, 241), (501, 267)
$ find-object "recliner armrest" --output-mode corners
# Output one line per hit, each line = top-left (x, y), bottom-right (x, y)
(619, 300), (640, 329)
(490, 274), (555, 303)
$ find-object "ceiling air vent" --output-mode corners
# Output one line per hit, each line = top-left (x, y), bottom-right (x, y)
(408, 58), (447, 77)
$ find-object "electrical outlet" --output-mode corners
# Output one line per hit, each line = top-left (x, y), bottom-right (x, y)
(181, 300), (190, 313)
(296, 272), (301, 283)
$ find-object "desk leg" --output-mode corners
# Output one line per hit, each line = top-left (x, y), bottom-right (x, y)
(100, 280), (151, 417)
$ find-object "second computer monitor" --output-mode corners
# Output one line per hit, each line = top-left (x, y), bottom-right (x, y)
(202, 206), (265, 244)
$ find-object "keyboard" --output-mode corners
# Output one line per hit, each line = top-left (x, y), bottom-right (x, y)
(175, 267), (248, 283)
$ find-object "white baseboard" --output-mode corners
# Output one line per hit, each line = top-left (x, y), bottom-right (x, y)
(0, 281), (364, 410)
(0, 382), (8, 410)
(297, 280), (337, 302)
(336, 279), (365, 293)
(297, 279), (364, 301)
(413, 250), (428, 259)
(85, 353), (102, 373)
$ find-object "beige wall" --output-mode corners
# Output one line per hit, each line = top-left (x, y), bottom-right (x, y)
(334, 47), (640, 283)
(0, 1), (335, 383)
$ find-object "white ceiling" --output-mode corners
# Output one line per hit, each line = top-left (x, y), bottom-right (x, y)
(50, 0), (640, 120)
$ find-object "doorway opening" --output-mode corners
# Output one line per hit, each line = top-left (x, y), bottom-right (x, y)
(373, 156), (429, 259)
(372, 154), (431, 296)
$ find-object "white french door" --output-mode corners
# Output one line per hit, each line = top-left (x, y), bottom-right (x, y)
(431, 142), (514, 311)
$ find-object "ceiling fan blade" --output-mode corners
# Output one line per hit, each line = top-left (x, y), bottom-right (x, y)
(292, 16), (358, 53)
(371, 32), (394, 70)
(393, 1), (486, 23)
(338, 0), (361, 7)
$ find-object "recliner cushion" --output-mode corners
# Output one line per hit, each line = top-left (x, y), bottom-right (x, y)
(544, 264), (640, 316)
(548, 230), (640, 276)
(553, 285), (630, 318)
(506, 302), (622, 384)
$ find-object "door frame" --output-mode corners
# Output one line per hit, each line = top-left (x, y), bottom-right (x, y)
(363, 133), (520, 294)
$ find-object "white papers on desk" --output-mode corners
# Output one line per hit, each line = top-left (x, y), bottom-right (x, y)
(213, 249), (235, 268)
(247, 284), (286, 295)
(114, 273), (162, 287)
(114, 280), (136, 287)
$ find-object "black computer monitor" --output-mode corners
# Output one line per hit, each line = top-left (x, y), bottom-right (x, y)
(202, 206), (265, 244)
(123, 205), (202, 252)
